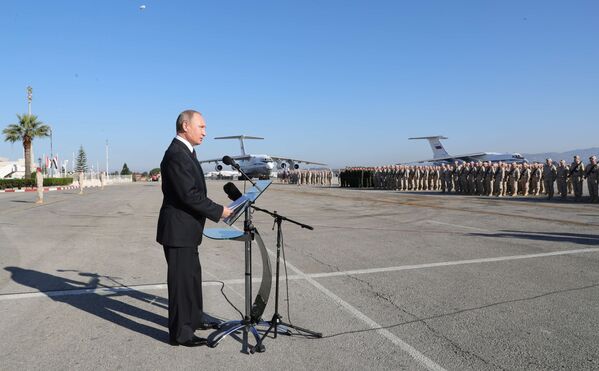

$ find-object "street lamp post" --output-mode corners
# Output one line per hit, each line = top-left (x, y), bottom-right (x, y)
(27, 86), (32, 115)
(105, 139), (109, 179)
(27, 86), (33, 173)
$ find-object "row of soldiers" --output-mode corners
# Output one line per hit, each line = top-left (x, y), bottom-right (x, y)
(339, 155), (599, 202)
(278, 169), (333, 186)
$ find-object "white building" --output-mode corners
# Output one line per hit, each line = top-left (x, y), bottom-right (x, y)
(0, 157), (36, 179)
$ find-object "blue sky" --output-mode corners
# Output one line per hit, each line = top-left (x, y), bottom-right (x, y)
(1, 1), (598, 170)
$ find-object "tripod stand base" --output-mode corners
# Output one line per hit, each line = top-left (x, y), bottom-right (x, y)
(207, 319), (277, 353)
(278, 321), (322, 338)
(254, 314), (322, 351)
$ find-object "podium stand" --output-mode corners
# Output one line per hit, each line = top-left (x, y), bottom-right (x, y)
(203, 180), (280, 352)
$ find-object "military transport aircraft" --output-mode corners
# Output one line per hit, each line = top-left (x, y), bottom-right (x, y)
(199, 135), (327, 179)
(410, 136), (528, 164)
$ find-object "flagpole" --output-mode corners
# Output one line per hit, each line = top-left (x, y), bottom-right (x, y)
(26, 86), (33, 170)
(49, 127), (53, 178)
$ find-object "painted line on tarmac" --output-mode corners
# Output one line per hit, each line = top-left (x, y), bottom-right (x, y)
(309, 247), (599, 279)
(271, 250), (447, 371)
(426, 220), (490, 232)
(3, 247), (599, 302)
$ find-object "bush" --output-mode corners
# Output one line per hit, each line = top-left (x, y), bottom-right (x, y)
(0, 179), (35, 189)
(0, 177), (73, 189)
(43, 178), (74, 186)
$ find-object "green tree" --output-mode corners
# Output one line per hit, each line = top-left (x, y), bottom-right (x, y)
(75, 145), (88, 172)
(149, 167), (160, 176)
(120, 163), (131, 175)
(2, 114), (50, 178)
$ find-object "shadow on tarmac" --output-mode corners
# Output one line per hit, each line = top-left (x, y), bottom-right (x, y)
(4, 267), (169, 343)
(468, 230), (599, 246)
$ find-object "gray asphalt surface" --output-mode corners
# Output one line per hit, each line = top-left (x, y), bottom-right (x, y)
(1, 181), (598, 370)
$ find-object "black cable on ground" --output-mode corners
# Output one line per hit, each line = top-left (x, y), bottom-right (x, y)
(204, 280), (244, 319)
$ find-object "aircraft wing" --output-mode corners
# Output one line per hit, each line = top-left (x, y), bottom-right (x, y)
(198, 155), (252, 164)
(270, 156), (327, 166)
(417, 152), (487, 163)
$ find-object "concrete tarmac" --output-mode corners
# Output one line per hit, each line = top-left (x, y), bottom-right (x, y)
(1, 181), (598, 370)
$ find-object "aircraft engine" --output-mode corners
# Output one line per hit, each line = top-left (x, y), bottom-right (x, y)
(215, 163), (223, 171)
(290, 162), (300, 170)
(278, 162), (288, 169)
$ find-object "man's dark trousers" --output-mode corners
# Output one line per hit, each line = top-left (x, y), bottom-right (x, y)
(164, 245), (203, 344)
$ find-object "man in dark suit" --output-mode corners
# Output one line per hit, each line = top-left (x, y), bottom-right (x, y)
(157, 110), (232, 347)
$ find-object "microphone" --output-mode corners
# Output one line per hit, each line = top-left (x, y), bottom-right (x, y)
(222, 155), (261, 190)
(222, 155), (240, 170)
(223, 182), (243, 201)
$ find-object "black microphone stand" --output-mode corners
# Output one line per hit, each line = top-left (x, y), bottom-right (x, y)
(251, 205), (322, 352)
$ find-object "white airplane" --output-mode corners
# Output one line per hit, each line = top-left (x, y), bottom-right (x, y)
(409, 136), (528, 164)
(199, 135), (327, 179)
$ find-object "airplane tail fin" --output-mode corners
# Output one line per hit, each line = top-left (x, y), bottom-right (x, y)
(408, 136), (450, 159)
(214, 135), (264, 156)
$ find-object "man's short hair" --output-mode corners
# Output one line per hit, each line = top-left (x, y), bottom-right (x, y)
(176, 110), (201, 133)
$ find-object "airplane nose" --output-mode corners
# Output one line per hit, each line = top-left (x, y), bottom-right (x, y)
(267, 162), (275, 170)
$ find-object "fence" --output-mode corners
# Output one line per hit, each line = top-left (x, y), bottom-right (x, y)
(70, 173), (133, 187)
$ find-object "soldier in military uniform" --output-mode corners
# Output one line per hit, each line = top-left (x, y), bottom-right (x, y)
(506, 163), (519, 196)
(35, 167), (44, 204)
(412, 166), (419, 190)
(398, 165), (406, 191)
(78, 171), (85, 195)
(539, 165), (545, 195)
(459, 163), (469, 194)
(567, 172), (573, 195)
(465, 162), (474, 195)
(418, 166), (426, 191)
(474, 162), (483, 195)
(446, 164), (455, 193)
(372, 167), (380, 189)
(429, 166), (435, 191)
(452, 162), (461, 193)
(569, 155), (585, 201)
(502, 162), (510, 196)
(530, 163), (542, 196)
(440, 165), (447, 193)
(556, 160), (569, 199)
(543, 158), (557, 200)
(519, 163), (531, 196)
(584, 156), (598, 203)
(493, 163), (504, 197)
(483, 162), (494, 196)
(394, 166), (401, 190)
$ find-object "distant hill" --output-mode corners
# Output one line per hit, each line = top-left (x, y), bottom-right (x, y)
(523, 148), (599, 163)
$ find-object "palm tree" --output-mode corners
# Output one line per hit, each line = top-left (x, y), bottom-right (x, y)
(3, 114), (50, 178)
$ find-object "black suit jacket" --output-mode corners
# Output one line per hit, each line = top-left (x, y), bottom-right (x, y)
(156, 139), (223, 247)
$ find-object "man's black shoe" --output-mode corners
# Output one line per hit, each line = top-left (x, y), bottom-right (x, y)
(170, 335), (208, 347)
(197, 321), (221, 330)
